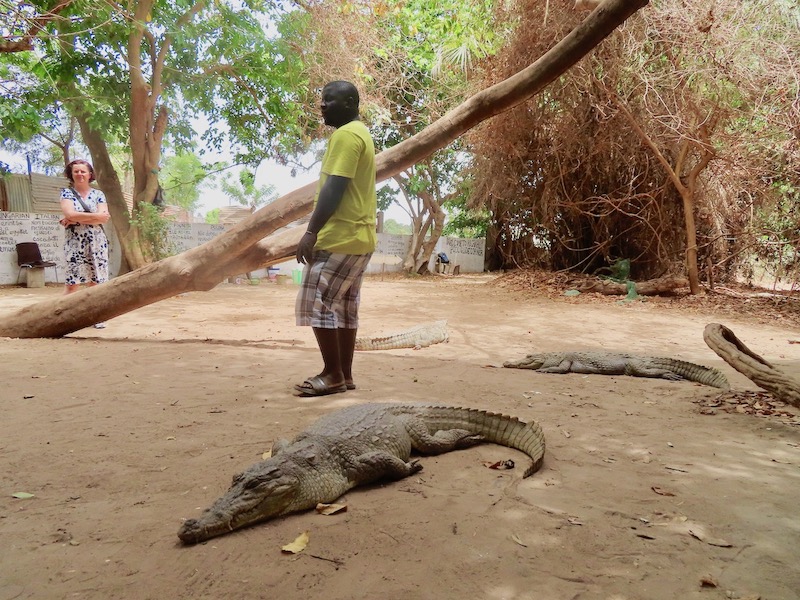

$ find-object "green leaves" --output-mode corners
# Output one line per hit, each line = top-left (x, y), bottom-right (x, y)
(160, 152), (212, 212)
(219, 167), (279, 209)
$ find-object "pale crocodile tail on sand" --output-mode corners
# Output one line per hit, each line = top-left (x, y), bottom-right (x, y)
(355, 320), (448, 350)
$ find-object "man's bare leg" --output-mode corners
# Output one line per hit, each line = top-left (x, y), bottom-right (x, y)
(338, 327), (357, 388)
(311, 327), (346, 388)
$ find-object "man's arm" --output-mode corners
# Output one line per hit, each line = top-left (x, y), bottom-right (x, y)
(296, 175), (350, 264)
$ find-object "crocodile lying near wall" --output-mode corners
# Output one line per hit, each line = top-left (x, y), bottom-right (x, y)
(504, 351), (730, 389)
(177, 402), (545, 544)
(354, 320), (448, 350)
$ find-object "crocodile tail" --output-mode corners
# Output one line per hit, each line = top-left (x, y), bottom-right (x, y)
(656, 358), (731, 389)
(354, 333), (408, 351)
(413, 404), (546, 477)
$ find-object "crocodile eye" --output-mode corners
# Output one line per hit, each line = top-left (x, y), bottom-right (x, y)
(243, 477), (261, 490)
(231, 472), (244, 485)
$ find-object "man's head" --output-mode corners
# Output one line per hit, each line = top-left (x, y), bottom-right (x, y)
(321, 81), (360, 128)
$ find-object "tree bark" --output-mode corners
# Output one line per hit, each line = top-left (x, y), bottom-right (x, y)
(575, 275), (689, 296)
(0, 0), (650, 338)
(703, 323), (800, 409)
(415, 193), (446, 274)
(126, 1), (204, 270)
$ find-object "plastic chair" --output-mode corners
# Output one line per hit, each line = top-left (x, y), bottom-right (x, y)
(435, 252), (459, 275)
(16, 242), (58, 285)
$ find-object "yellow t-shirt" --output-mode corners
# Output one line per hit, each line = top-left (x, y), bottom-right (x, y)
(314, 120), (377, 255)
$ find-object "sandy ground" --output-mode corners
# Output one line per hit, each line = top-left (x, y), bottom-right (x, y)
(1, 274), (799, 600)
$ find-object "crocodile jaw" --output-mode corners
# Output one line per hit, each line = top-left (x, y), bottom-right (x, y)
(178, 462), (298, 544)
(503, 354), (545, 369)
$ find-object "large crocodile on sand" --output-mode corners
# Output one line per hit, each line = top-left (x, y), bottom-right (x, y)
(355, 320), (448, 350)
(177, 402), (545, 544)
(504, 351), (730, 389)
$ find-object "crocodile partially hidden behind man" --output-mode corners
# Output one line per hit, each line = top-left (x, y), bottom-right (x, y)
(178, 402), (545, 544)
(504, 351), (730, 389)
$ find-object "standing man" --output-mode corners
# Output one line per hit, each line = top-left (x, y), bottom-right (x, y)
(294, 80), (377, 396)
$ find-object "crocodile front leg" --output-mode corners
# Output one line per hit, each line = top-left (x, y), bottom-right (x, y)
(271, 439), (292, 456)
(346, 451), (423, 485)
(536, 359), (575, 374)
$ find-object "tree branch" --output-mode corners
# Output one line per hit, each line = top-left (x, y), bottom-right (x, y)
(0, 0), (75, 53)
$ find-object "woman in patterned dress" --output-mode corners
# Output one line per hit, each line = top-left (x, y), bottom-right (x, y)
(59, 159), (111, 326)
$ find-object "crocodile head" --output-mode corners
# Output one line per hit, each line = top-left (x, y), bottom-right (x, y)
(178, 459), (300, 544)
(503, 354), (545, 369)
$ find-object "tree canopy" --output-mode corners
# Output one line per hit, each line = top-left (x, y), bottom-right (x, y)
(469, 0), (799, 287)
(1, 0), (313, 269)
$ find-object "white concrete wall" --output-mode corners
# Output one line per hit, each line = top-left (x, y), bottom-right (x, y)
(267, 232), (486, 278)
(0, 211), (484, 284)
(0, 211), (123, 284)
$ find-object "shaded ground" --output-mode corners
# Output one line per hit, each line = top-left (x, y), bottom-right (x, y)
(1, 273), (799, 600)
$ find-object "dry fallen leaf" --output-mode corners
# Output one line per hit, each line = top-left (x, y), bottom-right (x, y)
(483, 459), (515, 471)
(665, 465), (689, 473)
(699, 575), (718, 588)
(316, 503), (347, 516)
(262, 451), (272, 460)
(281, 531), (310, 554)
(511, 534), (527, 547)
(689, 529), (732, 547)
(651, 486), (675, 497)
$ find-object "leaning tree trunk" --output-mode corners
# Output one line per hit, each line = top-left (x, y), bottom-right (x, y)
(0, 0), (650, 338)
(704, 323), (800, 409)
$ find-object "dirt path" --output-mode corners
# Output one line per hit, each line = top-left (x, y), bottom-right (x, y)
(1, 275), (799, 600)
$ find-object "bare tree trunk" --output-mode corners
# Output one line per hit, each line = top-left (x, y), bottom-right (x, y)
(704, 323), (800, 409)
(611, 97), (714, 295)
(0, 0), (650, 338)
(576, 275), (689, 295)
(415, 197), (446, 274)
(125, 0), (200, 269)
(403, 215), (423, 272)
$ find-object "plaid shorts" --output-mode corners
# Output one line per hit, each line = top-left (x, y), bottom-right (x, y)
(295, 250), (372, 329)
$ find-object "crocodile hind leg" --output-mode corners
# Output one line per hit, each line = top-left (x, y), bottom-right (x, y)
(625, 366), (684, 381)
(401, 417), (485, 454)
